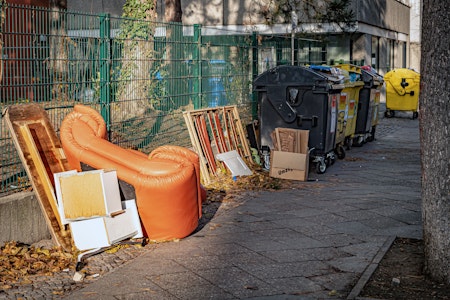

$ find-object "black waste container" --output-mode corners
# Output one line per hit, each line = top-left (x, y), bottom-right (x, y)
(253, 65), (344, 174)
(353, 66), (384, 146)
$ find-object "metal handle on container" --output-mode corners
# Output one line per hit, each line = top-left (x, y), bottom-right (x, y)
(297, 115), (318, 127)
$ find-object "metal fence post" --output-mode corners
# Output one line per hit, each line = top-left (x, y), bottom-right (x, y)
(99, 13), (111, 130)
(251, 32), (258, 120)
(193, 24), (201, 109)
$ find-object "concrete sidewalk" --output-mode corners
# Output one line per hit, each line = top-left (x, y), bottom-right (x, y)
(0, 106), (421, 300)
(60, 108), (422, 300)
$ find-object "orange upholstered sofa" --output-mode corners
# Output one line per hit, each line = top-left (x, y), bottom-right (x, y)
(60, 104), (202, 241)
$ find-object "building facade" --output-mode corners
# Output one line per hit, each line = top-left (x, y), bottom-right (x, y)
(409, 0), (421, 72)
(177, 0), (412, 75)
(9, 0), (414, 76)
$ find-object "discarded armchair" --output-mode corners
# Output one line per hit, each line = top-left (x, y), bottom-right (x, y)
(60, 104), (202, 241)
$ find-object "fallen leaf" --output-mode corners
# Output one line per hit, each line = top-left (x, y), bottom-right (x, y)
(20, 278), (33, 285)
(328, 289), (338, 296)
(244, 285), (259, 290)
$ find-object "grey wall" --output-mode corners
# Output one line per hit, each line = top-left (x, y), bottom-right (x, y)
(353, 0), (410, 34)
(353, 33), (372, 66)
(0, 192), (50, 246)
(68, 0), (125, 17)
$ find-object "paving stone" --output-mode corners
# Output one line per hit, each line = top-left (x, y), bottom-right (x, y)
(338, 242), (384, 258)
(196, 267), (277, 299)
(309, 272), (359, 292)
(325, 221), (376, 235)
(239, 260), (331, 280)
(265, 276), (323, 295)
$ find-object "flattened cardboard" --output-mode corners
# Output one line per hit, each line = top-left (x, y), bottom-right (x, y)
(269, 128), (310, 181)
(215, 150), (252, 177)
(122, 199), (144, 239)
(69, 208), (138, 250)
(271, 128), (309, 153)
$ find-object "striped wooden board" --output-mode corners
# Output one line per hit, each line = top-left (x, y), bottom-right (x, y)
(5, 103), (73, 251)
(183, 105), (252, 184)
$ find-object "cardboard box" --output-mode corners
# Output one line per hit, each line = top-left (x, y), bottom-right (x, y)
(55, 169), (122, 222)
(69, 208), (138, 250)
(122, 199), (144, 239)
(269, 128), (309, 181)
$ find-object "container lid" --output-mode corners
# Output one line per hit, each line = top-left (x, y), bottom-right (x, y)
(335, 64), (364, 84)
(253, 65), (344, 88)
(384, 68), (420, 95)
(308, 65), (346, 84)
(253, 65), (344, 92)
(361, 65), (384, 85)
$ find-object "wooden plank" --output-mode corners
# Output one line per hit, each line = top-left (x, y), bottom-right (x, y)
(221, 107), (233, 150)
(182, 112), (211, 184)
(206, 111), (222, 154)
(224, 110), (238, 150)
(192, 116), (213, 176)
(226, 110), (243, 157)
(231, 106), (252, 159)
(5, 104), (73, 251)
(213, 111), (228, 152)
(199, 114), (218, 175)
(196, 118), (217, 179)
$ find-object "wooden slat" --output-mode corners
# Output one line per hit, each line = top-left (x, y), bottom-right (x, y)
(5, 104), (73, 251)
(231, 106), (252, 159)
(198, 114), (218, 176)
(183, 105), (252, 184)
(182, 112), (211, 184)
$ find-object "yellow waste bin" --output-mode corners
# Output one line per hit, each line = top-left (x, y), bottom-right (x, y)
(335, 64), (364, 151)
(353, 65), (384, 146)
(384, 68), (420, 119)
(309, 65), (348, 160)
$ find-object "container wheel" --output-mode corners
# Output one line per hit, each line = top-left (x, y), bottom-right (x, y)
(330, 153), (337, 165)
(316, 161), (327, 174)
(330, 156), (336, 165)
(353, 136), (364, 147)
(345, 137), (353, 150)
(412, 111), (419, 119)
(367, 126), (376, 142)
(336, 146), (346, 159)
(384, 110), (395, 118)
(326, 153), (336, 166)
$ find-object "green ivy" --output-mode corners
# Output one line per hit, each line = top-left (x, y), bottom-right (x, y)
(122, 0), (155, 19)
(114, 0), (159, 109)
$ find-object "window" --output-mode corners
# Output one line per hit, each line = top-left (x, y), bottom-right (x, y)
(371, 36), (379, 70)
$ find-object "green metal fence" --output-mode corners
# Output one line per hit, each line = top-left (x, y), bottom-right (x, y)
(0, 4), (326, 194)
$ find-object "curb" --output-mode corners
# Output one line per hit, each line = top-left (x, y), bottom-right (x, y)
(346, 235), (397, 299)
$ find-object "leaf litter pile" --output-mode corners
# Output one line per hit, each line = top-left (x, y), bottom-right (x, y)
(204, 166), (289, 202)
(0, 241), (75, 288)
(207, 167), (284, 194)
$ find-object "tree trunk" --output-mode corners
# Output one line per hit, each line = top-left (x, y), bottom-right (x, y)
(114, 0), (157, 122)
(162, 0), (182, 110)
(420, 0), (450, 284)
(164, 0), (182, 22)
(0, 2), (5, 83)
(49, 0), (69, 101)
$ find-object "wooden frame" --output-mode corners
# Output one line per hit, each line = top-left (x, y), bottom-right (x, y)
(183, 105), (252, 184)
(5, 104), (73, 251)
